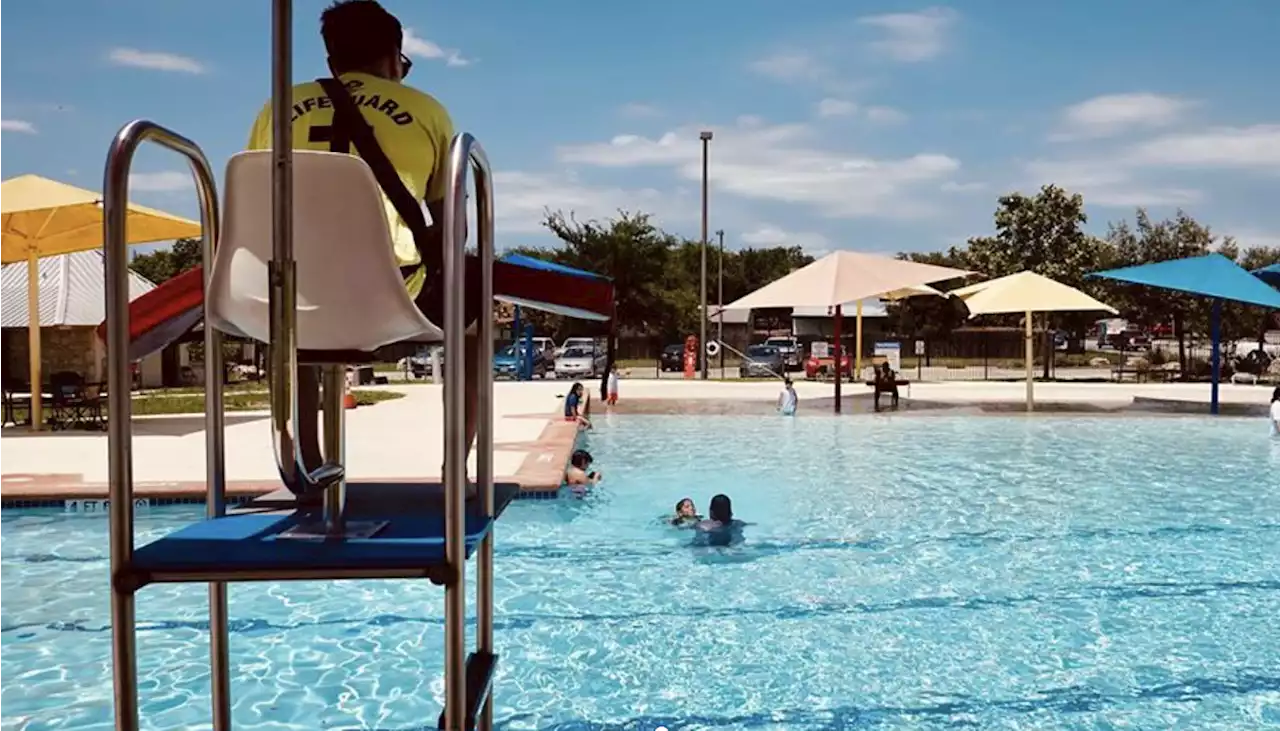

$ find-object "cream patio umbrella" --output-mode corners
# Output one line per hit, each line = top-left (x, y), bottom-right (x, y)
(723, 251), (970, 412)
(1, 174), (202, 429)
(950, 271), (1117, 411)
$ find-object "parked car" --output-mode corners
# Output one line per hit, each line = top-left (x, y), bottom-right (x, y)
(554, 346), (606, 379)
(493, 344), (547, 380)
(556, 337), (596, 358)
(739, 345), (785, 379)
(763, 336), (801, 370)
(804, 351), (852, 379)
(660, 344), (685, 372)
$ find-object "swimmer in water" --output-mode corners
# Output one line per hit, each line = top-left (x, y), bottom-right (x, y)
(694, 494), (747, 546)
(564, 449), (601, 488)
(670, 497), (701, 527)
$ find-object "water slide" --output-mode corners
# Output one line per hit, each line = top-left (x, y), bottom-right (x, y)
(100, 255), (614, 362)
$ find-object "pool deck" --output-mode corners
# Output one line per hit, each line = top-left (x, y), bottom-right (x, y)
(2, 378), (1273, 502)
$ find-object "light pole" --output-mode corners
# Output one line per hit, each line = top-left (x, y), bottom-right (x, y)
(716, 229), (725, 373)
(699, 130), (713, 380)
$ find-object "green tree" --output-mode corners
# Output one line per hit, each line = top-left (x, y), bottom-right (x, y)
(129, 237), (202, 284)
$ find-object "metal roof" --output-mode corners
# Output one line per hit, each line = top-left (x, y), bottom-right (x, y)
(1, 250), (157, 327)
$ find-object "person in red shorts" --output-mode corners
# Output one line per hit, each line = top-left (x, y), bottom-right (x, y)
(606, 364), (620, 406)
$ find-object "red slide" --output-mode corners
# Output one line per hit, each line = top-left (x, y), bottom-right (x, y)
(99, 259), (614, 362)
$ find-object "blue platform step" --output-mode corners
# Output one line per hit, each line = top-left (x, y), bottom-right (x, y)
(120, 482), (519, 592)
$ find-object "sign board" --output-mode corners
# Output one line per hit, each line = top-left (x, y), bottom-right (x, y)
(914, 340), (925, 355)
(810, 341), (829, 359)
(874, 341), (902, 373)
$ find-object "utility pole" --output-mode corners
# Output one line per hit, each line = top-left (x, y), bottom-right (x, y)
(716, 229), (725, 373)
(699, 130), (713, 380)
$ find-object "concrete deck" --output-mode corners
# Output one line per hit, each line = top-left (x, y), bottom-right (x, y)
(2, 379), (1273, 502)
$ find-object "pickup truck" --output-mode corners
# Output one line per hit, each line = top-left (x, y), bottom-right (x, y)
(763, 336), (800, 370)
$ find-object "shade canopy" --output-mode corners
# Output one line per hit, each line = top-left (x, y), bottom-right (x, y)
(952, 271), (1118, 317)
(722, 251), (969, 310)
(1251, 262), (1280, 287)
(1, 174), (202, 264)
(1090, 253), (1280, 310)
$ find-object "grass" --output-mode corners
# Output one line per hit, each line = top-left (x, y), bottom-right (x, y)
(6, 388), (404, 424)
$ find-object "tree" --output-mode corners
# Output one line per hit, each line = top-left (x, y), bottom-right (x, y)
(129, 237), (202, 284)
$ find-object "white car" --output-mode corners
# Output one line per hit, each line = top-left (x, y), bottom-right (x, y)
(553, 347), (606, 379)
(556, 337), (596, 359)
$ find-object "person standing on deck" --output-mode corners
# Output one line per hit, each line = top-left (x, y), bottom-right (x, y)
(777, 377), (798, 416)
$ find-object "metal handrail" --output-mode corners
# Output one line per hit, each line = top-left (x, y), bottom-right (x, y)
(103, 119), (227, 731)
(441, 132), (496, 731)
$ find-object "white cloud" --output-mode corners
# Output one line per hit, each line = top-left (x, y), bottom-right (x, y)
(750, 52), (829, 83)
(858, 7), (958, 62)
(1, 119), (37, 134)
(1123, 124), (1280, 169)
(1052, 93), (1193, 141)
(556, 119), (960, 220)
(816, 99), (857, 118)
(865, 106), (909, 125)
(741, 225), (830, 254)
(1022, 158), (1202, 207)
(129, 171), (193, 192)
(494, 171), (688, 234)
(403, 29), (472, 67)
(619, 102), (662, 118)
(1225, 227), (1280, 250)
(107, 48), (206, 74)
(940, 181), (985, 193)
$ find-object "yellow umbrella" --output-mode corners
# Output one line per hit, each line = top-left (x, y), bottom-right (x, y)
(951, 271), (1117, 411)
(1, 174), (202, 429)
(850, 283), (951, 378)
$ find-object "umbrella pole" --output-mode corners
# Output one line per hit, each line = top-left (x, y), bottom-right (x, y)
(1210, 298), (1221, 416)
(833, 305), (843, 414)
(1025, 309), (1034, 413)
(26, 251), (43, 430)
(854, 300), (863, 379)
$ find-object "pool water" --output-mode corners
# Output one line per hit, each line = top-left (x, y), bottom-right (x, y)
(4, 414), (1280, 730)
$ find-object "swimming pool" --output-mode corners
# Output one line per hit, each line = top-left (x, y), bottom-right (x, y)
(3, 414), (1279, 729)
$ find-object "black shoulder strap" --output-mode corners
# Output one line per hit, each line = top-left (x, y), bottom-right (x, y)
(316, 77), (434, 267)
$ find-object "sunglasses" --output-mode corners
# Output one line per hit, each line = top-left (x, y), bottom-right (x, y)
(399, 52), (413, 78)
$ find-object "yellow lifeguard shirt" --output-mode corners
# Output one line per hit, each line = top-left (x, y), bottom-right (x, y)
(246, 72), (454, 290)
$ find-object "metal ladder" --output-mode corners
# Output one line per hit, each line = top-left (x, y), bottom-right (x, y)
(102, 3), (498, 728)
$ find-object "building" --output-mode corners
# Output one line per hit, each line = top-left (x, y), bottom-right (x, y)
(1, 250), (167, 387)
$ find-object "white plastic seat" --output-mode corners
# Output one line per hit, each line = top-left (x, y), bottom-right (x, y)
(207, 150), (443, 353)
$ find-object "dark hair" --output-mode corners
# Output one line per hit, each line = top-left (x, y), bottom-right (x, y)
(1273, 386), (1280, 403)
(321, 0), (403, 72)
(676, 498), (693, 512)
(570, 450), (592, 469)
(709, 494), (732, 524)
(571, 382), (583, 396)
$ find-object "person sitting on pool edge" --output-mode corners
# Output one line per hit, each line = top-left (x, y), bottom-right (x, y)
(670, 497), (701, 527)
(563, 449), (600, 489)
(693, 494), (747, 546)
(564, 382), (592, 430)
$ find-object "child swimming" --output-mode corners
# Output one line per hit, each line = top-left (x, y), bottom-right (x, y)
(670, 497), (702, 527)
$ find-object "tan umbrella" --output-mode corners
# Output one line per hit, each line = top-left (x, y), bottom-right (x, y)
(723, 251), (968, 310)
(723, 251), (970, 412)
(951, 271), (1117, 411)
(1, 174), (202, 429)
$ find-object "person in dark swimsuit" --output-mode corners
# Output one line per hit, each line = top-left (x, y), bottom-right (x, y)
(694, 494), (746, 546)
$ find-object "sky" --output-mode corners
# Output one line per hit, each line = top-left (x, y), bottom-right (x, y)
(3, 0), (1279, 258)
